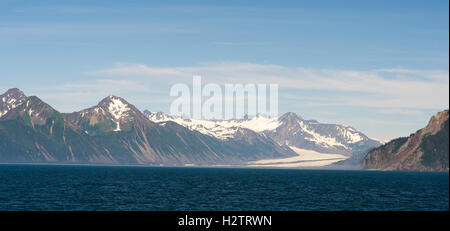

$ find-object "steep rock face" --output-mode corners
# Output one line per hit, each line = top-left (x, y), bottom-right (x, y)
(362, 110), (449, 171)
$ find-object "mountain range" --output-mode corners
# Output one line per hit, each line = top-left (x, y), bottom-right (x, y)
(362, 110), (449, 172)
(0, 88), (298, 165)
(144, 110), (381, 157)
(1, 88), (381, 166)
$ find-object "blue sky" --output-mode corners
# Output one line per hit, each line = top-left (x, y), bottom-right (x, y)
(0, 0), (448, 141)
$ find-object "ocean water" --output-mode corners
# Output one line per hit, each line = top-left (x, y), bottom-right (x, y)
(0, 164), (448, 211)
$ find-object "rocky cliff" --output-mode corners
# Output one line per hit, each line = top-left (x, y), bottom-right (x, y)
(362, 110), (449, 171)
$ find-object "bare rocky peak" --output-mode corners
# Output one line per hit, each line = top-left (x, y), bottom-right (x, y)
(143, 110), (173, 121)
(421, 110), (449, 136)
(279, 112), (302, 124)
(1, 88), (26, 99)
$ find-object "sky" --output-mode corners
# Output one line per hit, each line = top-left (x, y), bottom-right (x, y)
(0, 0), (448, 141)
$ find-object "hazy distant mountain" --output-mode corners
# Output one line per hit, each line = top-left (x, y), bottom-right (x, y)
(145, 111), (381, 157)
(362, 110), (449, 171)
(0, 88), (295, 165)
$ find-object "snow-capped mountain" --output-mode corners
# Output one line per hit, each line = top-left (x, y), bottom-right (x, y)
(266, 112), (381, 155)
(144, 111), (280, 140)
(144, 111), (381, 156)
(144, 110), (173, 122)
(0, 88), (27, 118)
(100, 95), (132, 131)
(66, 95), (154, 135)
(0, 88), (378, 166)
(0, 91), (118, 163)
(1, 88), (295, 165)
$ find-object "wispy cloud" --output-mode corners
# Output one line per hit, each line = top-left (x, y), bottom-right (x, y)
(211, 42), (242, 46)
(375, 108), (426, 117)
(0, 23), (198, 37)
(55, 8), (100, 14)
(92, 62), (449, 110)
(30, 79), (157, 112)
(23, 60), (447, 141)
(92, 61), (284, 77)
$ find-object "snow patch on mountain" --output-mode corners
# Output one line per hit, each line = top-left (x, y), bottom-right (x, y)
(0, 89), (27, 118)
(234, 115), (280, 132)
(338, 126), (363, 143)
(107, 96), (130, 120)
(169, 117), (239, 139)
(298, 120), (346, 148)
(145, 111), (279, 139)
(144, 110), (381, 156)
(146, 111), (173, 122)
(114, 121), (121, 131)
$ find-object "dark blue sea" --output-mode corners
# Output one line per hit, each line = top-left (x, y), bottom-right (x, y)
(0, 164), (448, 211)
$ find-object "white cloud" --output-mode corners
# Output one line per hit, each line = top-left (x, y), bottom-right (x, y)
(91, 61), (284, 77)
(29, 79), (157, 112)
(25, 61), (448, 120)
(375, 108), (425, 116)
(211, 42), (242, 46)
(10, 61), (447, 141)
(92, 62), (449, 110)
(0, 23), (195, 37)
